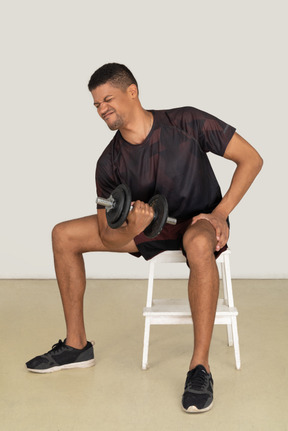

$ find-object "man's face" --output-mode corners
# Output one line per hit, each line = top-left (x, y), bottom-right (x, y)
(91, 82), (134, 131)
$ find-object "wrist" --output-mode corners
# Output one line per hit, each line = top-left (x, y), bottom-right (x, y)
(126, 222), (143, 239)
(212, 207), (229, 220)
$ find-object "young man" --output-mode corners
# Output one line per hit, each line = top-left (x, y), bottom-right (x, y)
(26, 63), (263, 413)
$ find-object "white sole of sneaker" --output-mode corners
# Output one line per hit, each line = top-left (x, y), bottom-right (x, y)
(27, 358), (96, 374)
(183, 401), (214, 413)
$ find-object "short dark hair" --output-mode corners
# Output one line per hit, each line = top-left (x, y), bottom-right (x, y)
(88, 63), (138, 92)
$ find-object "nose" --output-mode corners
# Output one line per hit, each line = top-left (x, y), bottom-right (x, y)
(98, 102), (108, 116)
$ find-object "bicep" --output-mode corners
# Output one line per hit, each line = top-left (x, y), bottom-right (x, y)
(223, 132), (262, 165)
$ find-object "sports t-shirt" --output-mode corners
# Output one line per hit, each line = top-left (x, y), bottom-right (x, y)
(96, 106), (236, 220)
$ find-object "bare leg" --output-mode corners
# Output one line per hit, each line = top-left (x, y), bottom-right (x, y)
(52, 215), (138, 349)
(182, 220), (219, 373)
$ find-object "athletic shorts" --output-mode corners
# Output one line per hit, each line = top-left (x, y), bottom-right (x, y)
(131, 218), (228, 262)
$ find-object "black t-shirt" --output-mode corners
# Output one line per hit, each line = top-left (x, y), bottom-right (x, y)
(96, 106), (236, 219)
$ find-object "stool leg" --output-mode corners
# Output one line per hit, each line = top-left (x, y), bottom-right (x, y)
(142, 317), (151, 370)
(231, 316), (241, 370)
(221, 255), (235, 347)
(227, 324), (234, 346)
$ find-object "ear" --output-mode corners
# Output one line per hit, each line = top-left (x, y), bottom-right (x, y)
(127, 84), (138, 99)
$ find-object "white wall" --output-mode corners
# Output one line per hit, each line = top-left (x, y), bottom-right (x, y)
(1, 0), (287, 279)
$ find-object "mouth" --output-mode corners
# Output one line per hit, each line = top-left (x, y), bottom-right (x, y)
(102, 111), (114, 121)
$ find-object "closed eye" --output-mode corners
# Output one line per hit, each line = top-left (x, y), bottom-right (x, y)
(94, 96), (113, 109)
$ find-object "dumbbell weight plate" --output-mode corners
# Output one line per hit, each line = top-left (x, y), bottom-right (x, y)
(144, 194), (169, 238)
(106, 184), (131, 229)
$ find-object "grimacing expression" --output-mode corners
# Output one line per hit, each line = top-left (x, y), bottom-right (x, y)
(91, 83), (135, 131)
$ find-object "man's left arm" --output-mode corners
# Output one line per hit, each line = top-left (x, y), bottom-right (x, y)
(192, 132), (263, 251)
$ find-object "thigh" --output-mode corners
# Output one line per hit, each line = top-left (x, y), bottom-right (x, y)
(133, 218), (192, 260)
(53, 215), (139, 254)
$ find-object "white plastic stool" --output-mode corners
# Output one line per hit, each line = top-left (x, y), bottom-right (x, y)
(142, 249), (241, 370)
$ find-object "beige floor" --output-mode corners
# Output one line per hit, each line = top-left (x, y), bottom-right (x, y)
(0, 278), (287, 431)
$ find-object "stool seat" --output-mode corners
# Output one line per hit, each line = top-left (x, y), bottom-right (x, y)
(142, 249), (241, 370)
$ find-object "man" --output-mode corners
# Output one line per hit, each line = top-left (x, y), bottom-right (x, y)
(26, 63), (263, 413)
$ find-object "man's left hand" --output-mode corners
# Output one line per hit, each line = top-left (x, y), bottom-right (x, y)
(192, 211), (229, 252)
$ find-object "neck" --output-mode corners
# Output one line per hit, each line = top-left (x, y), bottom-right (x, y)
(120, 109), (153, 145)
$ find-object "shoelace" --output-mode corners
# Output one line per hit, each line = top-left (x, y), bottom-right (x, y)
(49, 339), (66, 353)
(46, 339), (94, 355)
(186, 369), (208, 391)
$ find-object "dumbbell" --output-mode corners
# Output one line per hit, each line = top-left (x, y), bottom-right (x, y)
(96, 184), (177, 238)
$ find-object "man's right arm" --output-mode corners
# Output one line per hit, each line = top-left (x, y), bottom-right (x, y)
(97, 201), (154, 250)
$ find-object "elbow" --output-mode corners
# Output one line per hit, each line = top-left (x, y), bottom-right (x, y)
(246, 148), (263, 176)
(255, 153), (264, 174)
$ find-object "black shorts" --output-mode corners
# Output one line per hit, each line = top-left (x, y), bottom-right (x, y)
(131, 218), (228, 262)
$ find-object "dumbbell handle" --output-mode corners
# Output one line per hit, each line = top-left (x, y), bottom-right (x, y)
(96, 196), (177, 226)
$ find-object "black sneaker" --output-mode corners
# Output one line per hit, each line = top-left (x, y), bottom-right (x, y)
(26, 339), (95, 373)
(182, 365), (214, 413)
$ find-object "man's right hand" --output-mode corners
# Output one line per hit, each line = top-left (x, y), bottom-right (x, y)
(127, 200), (154, 237)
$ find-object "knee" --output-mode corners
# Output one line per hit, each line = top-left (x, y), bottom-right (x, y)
(183, 228), (216, 265)
(52, 222), (72, 253)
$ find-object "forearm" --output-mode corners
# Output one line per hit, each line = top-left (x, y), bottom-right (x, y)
(192, 132), (262, 251)
(98, 202), (154, 250)
(213, 157), (263, 219)
(212, 131), (263, 218)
